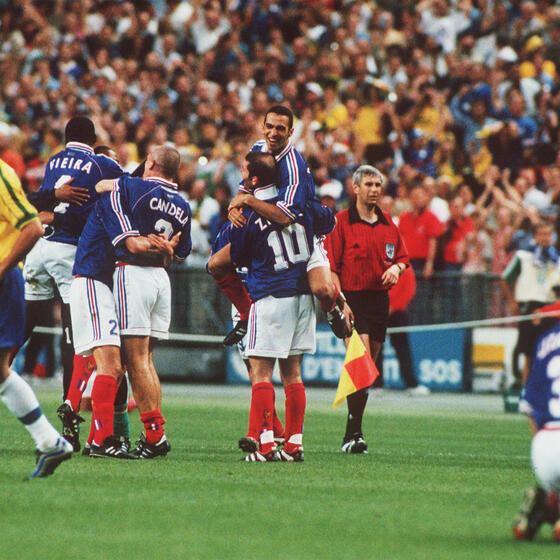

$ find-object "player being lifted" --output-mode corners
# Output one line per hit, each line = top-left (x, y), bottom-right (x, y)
(211, 151), (336, 461)
(209, 106), (351, 346)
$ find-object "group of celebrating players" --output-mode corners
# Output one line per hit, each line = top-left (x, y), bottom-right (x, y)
(0, 104), (356, 474)
(2, 103), (559, 547)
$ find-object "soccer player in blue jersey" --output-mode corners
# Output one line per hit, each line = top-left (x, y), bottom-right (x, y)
(513, 304), (560, 541)
(214, 150), (335, 461)
(22, 117), (123, 404)
(0, 158), (73, 477)
(96, 145), (191, 458)
(68, 187), (177, 458)
(225, 105), (352, 342)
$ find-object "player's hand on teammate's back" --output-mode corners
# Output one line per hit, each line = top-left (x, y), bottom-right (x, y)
(147, 233), (177, 267)
(228, 206), (247, 228)
(55, 181), (90, 206)
(169, 231), (182, 249)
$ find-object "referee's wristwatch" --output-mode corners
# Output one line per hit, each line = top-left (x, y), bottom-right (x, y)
(395, 262), (405, 276)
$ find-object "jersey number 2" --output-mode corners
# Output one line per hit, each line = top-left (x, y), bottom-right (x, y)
(267, 223), (310, 271)
(154, 218), (173, 239)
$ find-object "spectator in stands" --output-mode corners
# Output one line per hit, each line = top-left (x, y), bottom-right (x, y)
(441, 196), (475, 272)
(398, 185), (445, 278)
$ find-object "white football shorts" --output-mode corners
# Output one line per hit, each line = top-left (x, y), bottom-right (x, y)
(24, 237), (76, 303)
(69, 277), (120, 355)
(531, 423), (560, 492)
(113, 264), (171, 339)
(245, 294), (316, 359)
(306, 235), (330, 272)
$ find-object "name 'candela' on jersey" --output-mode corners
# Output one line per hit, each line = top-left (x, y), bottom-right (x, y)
(149, 197), (189, 226)
(49, 156), (93, 173)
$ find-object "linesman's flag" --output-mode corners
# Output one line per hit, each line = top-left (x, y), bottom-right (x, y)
(333, 330), (379, 408)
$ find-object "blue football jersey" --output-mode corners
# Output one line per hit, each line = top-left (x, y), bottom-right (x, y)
(40, 142), (123, 245)
(524, 321), (560, 428)
(210, 219), (249, 284)
(105, 175), (192, 266)
(229, 184), (322, 301)
(249, 140), (316, 221)
(72, 194), (117, 288)
(211, 219), (234, 255)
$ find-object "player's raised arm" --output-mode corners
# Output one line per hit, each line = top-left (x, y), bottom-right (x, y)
(229, 192), (291, 226)
(95, 179), (118, 193)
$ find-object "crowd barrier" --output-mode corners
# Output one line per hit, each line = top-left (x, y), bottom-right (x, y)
(22, 267), (545, 392)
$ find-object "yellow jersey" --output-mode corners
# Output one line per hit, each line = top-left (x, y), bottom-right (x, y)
(0, 158), (38, 263)
(354, 106), (385, 145)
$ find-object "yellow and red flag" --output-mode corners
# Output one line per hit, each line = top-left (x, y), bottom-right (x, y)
(333, 330), (379, 408)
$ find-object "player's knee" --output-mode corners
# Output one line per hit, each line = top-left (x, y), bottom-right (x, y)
(207, 254), (221, 278)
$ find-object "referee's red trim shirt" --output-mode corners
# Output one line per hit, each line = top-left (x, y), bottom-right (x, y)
(325, 204), (409, 292)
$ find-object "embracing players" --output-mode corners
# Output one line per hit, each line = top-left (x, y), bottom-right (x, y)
(211, 150), (335, 461)
(95, 145), (191, 458)
(21, 117), (123, 426)
(212, 105), (351, 346)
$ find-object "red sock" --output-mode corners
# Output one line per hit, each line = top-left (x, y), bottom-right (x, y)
(248, 391), (283, 440)
(66, 355), (96, 411)
(246, 395), (259, 441)
(91, 374), (118, 445)
(250, 382), (275, 452)
(216, 270), (252, 320)
(320, 283), (339, 312)
(273, 407), (284, 438)
(87, 417), (95, 446)
(284, 382), (306, 452)
(140, 409), (166, 444)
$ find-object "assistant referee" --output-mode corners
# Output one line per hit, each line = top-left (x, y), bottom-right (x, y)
(325, 164), (409, 454)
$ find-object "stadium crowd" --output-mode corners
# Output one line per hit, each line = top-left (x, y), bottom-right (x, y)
(2, 0), (560, 270)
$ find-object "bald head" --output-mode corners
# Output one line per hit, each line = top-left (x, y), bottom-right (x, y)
(149, 145), (180, 180)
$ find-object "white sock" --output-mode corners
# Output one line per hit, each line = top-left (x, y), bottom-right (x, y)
(287, 433), (303, 446)
(0, 371), (60, 451)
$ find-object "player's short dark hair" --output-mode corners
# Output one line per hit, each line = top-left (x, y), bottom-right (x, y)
(94, 145), (113, 156)
(264, 105), (293, 129)
(151, 145), (180, 180)
(64, 116), (96, 146)
(246, 151), (278, 187)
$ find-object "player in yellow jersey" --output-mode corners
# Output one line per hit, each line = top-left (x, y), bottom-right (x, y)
(0, 158), (73, 477)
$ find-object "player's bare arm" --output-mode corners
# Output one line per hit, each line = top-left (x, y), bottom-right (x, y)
(125, 235), (174, 256)
(95, 179), (116, 193)
(55, 181), (90, 206)
(228, 192), (290, 228)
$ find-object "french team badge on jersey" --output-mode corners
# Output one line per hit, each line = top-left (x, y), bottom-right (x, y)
(385, 243), (395, 259)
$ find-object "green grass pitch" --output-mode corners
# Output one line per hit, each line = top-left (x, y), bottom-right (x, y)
(1, 384), (558, 559)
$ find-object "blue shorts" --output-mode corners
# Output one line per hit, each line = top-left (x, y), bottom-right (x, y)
(0, 266), (25, 348)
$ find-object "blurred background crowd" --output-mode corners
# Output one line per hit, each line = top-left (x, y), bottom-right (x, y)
(2, 0), (560, 272)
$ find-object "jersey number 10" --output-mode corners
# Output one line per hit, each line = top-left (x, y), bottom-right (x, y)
(267, 223), (310, 271)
